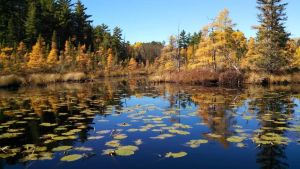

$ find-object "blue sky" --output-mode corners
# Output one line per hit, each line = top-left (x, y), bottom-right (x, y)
(80, 0), (299, 43)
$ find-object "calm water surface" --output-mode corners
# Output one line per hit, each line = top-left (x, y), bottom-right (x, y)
(1, 78), (300, 169)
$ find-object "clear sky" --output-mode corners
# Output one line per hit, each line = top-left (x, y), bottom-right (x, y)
(80, 0), (299, 43)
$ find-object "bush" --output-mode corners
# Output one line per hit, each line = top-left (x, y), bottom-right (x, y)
(219, 70), (243, 87)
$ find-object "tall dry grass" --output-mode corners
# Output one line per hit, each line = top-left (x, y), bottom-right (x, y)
(150, 69), (219, 85)
(0, 75), (25, 88)
(62, 72), (88, 82)
(244, 72), (299, 85)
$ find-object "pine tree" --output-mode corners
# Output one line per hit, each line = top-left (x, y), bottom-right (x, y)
(73, 0), (92, 47)
(179, 30), (189, 49)
(28, 36), (45, 68)
(7, 17), (17, 46)
(256, 0), (290, 72)
(47, 31), (58, 65)
(56, 0), (73, 49)
(25, 1), (39, 46)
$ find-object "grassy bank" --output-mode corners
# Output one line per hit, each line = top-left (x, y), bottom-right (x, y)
(0, 72), (89, 88)
(150, 69), (300, 87)
(0, 69), (150, 88)
(150, 69), (243, 87)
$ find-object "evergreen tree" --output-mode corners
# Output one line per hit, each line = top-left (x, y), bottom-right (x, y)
(256, 0), (290, 72)
(179, 30), (189, 49)
(25, 1), (39, 46)
(55, 0), (73, 49)
(73, 0), (92, 47)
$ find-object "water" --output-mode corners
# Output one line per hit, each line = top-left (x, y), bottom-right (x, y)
(1, 78), (300, 169)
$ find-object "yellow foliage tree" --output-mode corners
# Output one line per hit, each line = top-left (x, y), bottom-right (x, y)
(128, 57), (138, 71)
(17, 41), (27, 63)
(64, 40), (73, 64)
(47, 31), (58, 66)
(76, 44), (88, 70)
(295, 47), (300, 68)
(105, 48), (114, 74)
(240, 37), (260, 70)
(27, 36), (45, 69)
(0, 47), (13, 70)
(288, 40), (300, 69)
(193, 9), (245, 72)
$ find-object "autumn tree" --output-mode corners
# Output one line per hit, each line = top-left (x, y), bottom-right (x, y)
(241, 38), (259, 70)
(156, 36), (178, 72)
(255, 0), (290, 72)
(128, 57), (138, 71)
(76, 44), (88, 70)
(194, 9), (244, 72)
(27, 36), (45, 69)
(105, 48), (114, 74)
(16, 41), (27, 64)
(47, 31), (58, 66)
(294, 46), (300, 68)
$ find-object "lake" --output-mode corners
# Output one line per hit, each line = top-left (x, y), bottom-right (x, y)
(1, 78), (300, 169)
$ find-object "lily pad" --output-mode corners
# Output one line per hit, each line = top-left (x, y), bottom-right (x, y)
(115, 146), (139, 156)
(113, 134), (128, 140)
(105, 140), (121, 147)
(60, 154), (83, 162)
(52, 146), (73, 152)
(226, 136), (245, 143)
(165, 152), (187, 158)
(40, 123), (57, 127)
(186, 139), (208, 148)
(169, 129), (190, 135)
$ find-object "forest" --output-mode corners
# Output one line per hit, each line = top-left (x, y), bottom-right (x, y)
(0, 0), (300, 87)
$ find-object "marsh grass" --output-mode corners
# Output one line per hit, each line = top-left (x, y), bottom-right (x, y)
(150, 69), (243, 87)
(0, 75), (24, 88)
(244, 72), (300, 84)
(0, 72), (90, 88)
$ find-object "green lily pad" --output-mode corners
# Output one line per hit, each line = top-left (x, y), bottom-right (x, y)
(115, 146), (139, 156)
(151, 134), (174, 140)
(60, 154), (83, 162)
(105, 140), (121, 147)
(88, 136), (104, 140)
(226, 136), (245, 143)
(0, 153), (16, 159)
(165, 152), (187, 158)
(186, 139), (208, 148)
(40, 123), (57, 127)
(74, 147), (93, 151)
(113, 134), (128, 140)
(169, 129), (190, 135)
(52, 146), (73, 152)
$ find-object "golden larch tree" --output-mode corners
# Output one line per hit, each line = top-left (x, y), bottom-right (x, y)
(76, 44), (88, 70)
(47, 31), (58, 65)
(105, 48), (114, 74)
(27, 36), (45, 69)
(128, 57), (138, 71)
